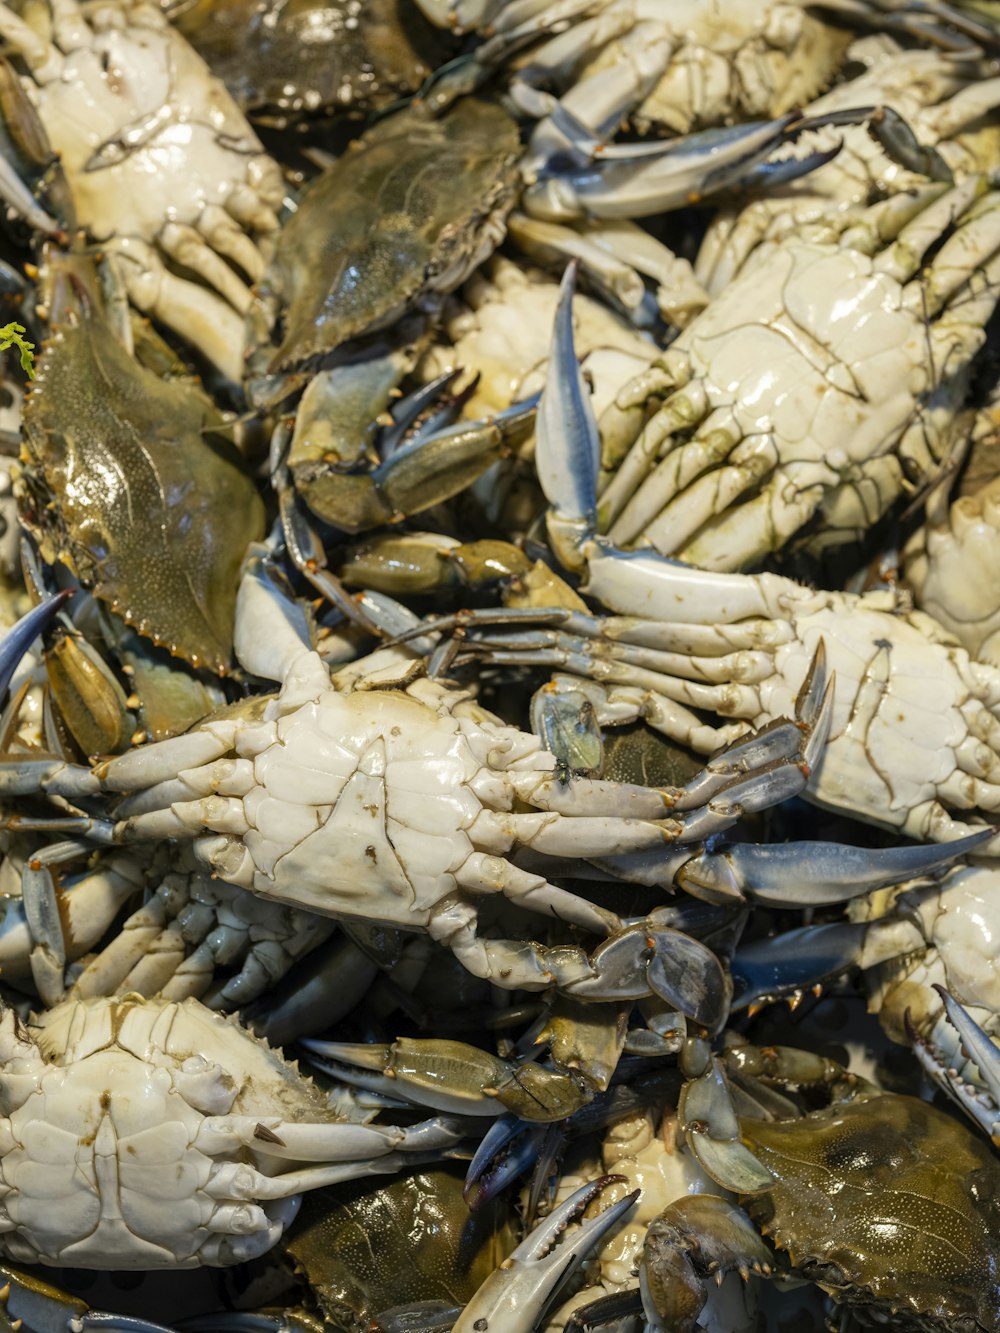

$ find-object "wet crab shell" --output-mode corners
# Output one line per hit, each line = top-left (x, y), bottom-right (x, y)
(283, 1167), (515, 1330)
(167, 0), (456, 125)
(0, 995), (337, 1267)
(244, 97), (522, 386)
(741, 1093), (1000, 1332)
(18, 264), (266, 674)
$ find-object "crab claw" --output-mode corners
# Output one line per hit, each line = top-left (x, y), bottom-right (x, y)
(452, 1177), (640, 1333)
(679, 1057), (774, 1195)
(522, 112), (842, 222)
(0, 1262), (184, 1333)
(680, 827), (994, 907)
(300, 1036), (592, 1122)
(564, 924), (728, 1031)
(464, 1115), (547, 1209)
(0, 588), (72, 700)
(731, 922), (871, 1013)
(642, 1194), (774, 1333)
(813, 0), (1000, 53)
(537, 259), (599, 569)
(909, 986), (1000, 1144)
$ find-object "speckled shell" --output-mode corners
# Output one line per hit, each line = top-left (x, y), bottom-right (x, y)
(742, 1093), (1000, 1332)
(171, 0), (454, 123)
(20, 285), (266, 673)
(246, 97), (521, 380)
(284, 1167), (513, 1330)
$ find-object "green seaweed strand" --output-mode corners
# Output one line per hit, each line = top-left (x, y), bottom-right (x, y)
(0, 322), (35, 379)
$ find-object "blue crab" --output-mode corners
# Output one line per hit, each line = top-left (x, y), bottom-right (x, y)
(0, 555), (836, 1021)
(464, 264), (1000, 860)
(0, 0), (285, 380)
(16, 251), (265, 674)
(0, 992), (466, 1269)
(450, 1035), (1000, 1333)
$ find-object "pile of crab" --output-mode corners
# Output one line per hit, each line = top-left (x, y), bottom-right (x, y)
(0, 0), (998, 1329)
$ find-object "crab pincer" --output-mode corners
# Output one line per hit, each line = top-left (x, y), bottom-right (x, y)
(453, 1177), (639, 1333)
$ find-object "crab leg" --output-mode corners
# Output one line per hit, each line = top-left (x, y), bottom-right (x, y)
(104, 240), (247, 384)
(0, 590), (70, 700)
(678, 1057), (776, 1194)
(0, 1264), (178, 1333)
(519, 22), (673, 179)
(604, 181), (1000, 566)
(508, 212), (649, 317)
(0, 847), (144, 1005)
(458, 620), (794, 720)
(195, 1113), (466, 1165)
(0, 4), (62, 81)
(464, 1115), (547, 1208)
(814, 0), (1000, 51)
(506, 697), (819, 816)
(425, 905), (729, 1026)
(303, 1036), (594, 1121)
(731, 921), (873, 1013)
(248, 933), (380, 1047)
(536, 264), (795, 617)
(201, 1150), (455, 1202)
(0, 141), (62, 238)
(279, 355), (538, 535)
(641, 1193), (775, 1333)
(537, 261), (601, 560)
(474, 0), (603, 52)
(539, 268), (795, 623)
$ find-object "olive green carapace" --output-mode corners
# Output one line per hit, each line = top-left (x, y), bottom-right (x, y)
(285, 1167), (514, 1332)
(172, 0), (454, 123)
(247, 97), (522, 379)
(20, 291), (265, 674)
(742, 1093), (1000, 1332)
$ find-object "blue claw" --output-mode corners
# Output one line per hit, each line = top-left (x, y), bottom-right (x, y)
(733, 141), (842, 190)
(731, 922), (871, 1011)
(679, 827), (994, 907)
(523, 114), (813, 221)
(521, 103), (934, 223)
(464, 1115), (545, 1209)
(464, 1070), (683, 1208)
(0, 589), (72, 700)
(538, 262), (600, 568)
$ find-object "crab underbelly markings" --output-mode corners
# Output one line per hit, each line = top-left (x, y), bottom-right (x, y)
(260, 733), (416, 922)
(34, 32), (263, 248)
(0, 1054), (216, 1265)
(235, 691), (496, 924)
(686, 246), (924, 506)
(767, 606), (966, 823)
(0, 1078), (102, 1262)
(381, 759), (484, 915)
